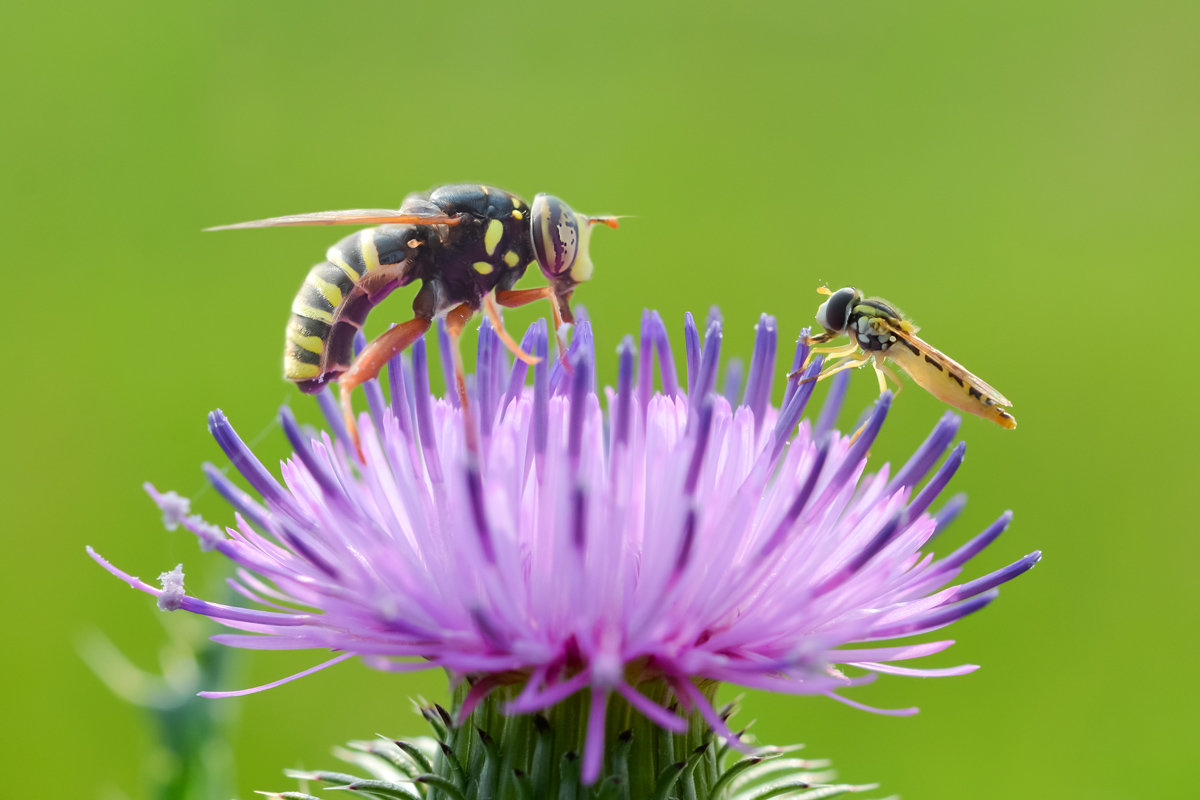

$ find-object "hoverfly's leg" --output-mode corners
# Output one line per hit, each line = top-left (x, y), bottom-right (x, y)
(796, 350), (872, 386)
(788, 340), (861, 379)
(845, 357), (904, 447)
(338, 317), (432, 458)
(872, 359), (904, 398)
(443, 302), (481, 454)
(495, 287), (570, 364)
(481, 293), (542, 365)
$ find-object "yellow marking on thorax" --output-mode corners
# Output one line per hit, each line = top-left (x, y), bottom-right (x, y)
(473, 261), (494, 275)
(512, 209), (524, 220)
(484, 219), (504, 256)
(503, 250), (520, 267)
(360, 232), (381, 272)
(308, 275), (344, 307)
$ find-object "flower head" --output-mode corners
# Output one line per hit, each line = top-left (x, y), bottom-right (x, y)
(91, 309), (1039, 784)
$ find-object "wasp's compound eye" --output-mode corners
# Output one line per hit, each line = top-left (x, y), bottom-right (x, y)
(530, 194), (580, 278)
(816, 287), (857, 332)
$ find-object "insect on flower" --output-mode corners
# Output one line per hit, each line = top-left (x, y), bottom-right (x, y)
(91, 310), (1041, 787)
(208, 184), (618, 448)
(791, 286), (1017, 429)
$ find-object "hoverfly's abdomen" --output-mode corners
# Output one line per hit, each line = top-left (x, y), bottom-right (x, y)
(284, 226), (427, 392)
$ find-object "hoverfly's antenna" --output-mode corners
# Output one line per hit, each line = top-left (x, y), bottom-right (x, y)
(587, 215), (622, 229)
(817, 286), (833, 296)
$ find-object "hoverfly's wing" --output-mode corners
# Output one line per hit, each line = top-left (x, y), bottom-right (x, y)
(884, 322), (1013, 408)
(206, 208), (462, 231)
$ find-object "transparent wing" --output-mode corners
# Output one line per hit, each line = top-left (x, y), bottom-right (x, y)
(884, 322), (1013, 407)
(206, 208), (462, 231)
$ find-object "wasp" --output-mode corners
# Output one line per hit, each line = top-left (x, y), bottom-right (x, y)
(210, 184), (618, 450)
(790, 286), (1016, 429)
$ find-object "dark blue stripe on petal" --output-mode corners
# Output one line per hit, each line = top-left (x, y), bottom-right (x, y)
(436, 320), (459, 408)
(759, 439), (829, 557)
(814, 369), (850, 440)
(906, 441), (966, 520)
(770, 355), (823, 465)
(411, 338), (442, 483)
(887, 412), (961, 493)
(742, 313), (777, 432)
(871, 589), (1000, 639)
(316, 388), (351, 448)
(939, 511), (1014, 572)
(950, 551), (1042, 600)
(649, 310), (678, 397)
(613, 335), (635, 449)
(638, 309), (655, 410)
(387, 344), (414, 439)
(683, 312), (700, 396)
(279, 406), (346, 507)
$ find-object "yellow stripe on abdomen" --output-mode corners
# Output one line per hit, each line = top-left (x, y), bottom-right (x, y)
(286, 326), (324, 355)
(284, 359), (322, 380)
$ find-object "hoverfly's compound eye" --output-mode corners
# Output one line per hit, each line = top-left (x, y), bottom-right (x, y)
(530, 193), (580, 278)
(815, 287), (857, 333)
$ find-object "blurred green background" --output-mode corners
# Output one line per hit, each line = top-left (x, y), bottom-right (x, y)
(5, 0), (1197, 797)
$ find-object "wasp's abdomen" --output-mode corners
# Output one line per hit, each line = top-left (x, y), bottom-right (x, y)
(284, 226), (424, 392)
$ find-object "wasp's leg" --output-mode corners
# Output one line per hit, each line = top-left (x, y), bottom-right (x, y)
(338, 317), (432, 457)
(443, 303), (481, 454)
(788, 340), (863, 380)
(482, 293), (542, 365)
(495, 287), (570, 363)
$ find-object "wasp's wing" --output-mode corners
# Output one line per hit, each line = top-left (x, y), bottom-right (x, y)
(884, 323), (1013, 407)
(206, 208), (462, 231)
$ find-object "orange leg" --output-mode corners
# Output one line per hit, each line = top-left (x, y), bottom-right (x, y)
(495, 287), (570, 363)
(482, 293), (542, 365)
(338, 317), (432, 458)
(443, 303), (480, 455)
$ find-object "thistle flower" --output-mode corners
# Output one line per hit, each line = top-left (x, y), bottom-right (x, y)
(91, 309), (1039, 795)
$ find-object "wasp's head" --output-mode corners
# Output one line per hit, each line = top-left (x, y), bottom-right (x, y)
(530, 194), (616, 324)
(815, 287), (860, 334)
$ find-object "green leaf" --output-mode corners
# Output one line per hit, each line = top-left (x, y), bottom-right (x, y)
(393, 738), (435, 776)
(337, 779), (422, 800)
(651, 760), (686, 800)
(414, 773), (469, 800)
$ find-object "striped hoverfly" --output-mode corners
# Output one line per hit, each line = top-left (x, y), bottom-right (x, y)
(791, 286), (1016, 429)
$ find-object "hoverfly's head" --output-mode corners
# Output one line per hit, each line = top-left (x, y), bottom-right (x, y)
(815, 286), (860, 334)
(530, 193), (618, 324)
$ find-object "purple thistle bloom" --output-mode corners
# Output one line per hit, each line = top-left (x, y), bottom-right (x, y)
(90, 309), (1040, 785)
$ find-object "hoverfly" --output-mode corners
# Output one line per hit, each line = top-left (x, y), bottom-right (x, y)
(210, 184), (618, 451)
(790, 286), (1016, 429)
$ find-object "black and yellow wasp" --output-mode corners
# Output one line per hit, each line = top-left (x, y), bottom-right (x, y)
(210, 184), (617, 448)
(791, 286), (1016, 429)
